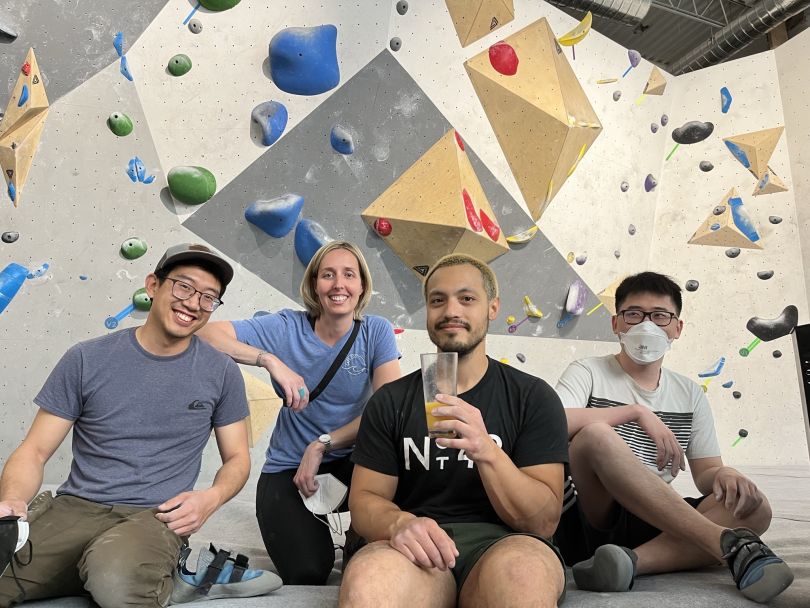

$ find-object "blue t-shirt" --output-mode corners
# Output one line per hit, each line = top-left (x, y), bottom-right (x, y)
(34, 328), (248, 507)
(232, 309), (399, 473)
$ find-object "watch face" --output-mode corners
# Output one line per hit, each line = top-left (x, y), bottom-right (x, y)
(319, 434), (331, 444)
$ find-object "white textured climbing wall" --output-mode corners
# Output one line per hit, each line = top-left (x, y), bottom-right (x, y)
(652, 51), (808, 464)
(1, 0), (810, 491)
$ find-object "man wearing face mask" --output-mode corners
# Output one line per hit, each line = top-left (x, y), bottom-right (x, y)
(552, 272), (793, 604)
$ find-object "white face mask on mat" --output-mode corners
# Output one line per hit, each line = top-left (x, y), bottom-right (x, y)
(619, 320), (673, 365)
(299, 474), (348, 535)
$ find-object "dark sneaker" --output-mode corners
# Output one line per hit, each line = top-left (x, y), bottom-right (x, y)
(721, 527), (793, 604)
(572, 545), (638, 592)
(170, 543), (282, 604)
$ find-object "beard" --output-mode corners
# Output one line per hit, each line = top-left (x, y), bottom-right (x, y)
(428, 317), (489, 359)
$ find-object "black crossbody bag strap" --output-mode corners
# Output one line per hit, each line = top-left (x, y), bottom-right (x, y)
(307, 319), (361, 403)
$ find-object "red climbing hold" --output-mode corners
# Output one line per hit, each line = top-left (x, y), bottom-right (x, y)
(479, 209), (501, 241)
(394, 327), (405, 335)
(373, 217), (392, 237)
(21, 62), (31, 76)
(463, 189), (483, 232)
(454, 130), (465, 151)
(489, 42), (518, 76)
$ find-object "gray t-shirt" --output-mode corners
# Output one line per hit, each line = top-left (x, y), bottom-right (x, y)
(34, 328), (248, 507)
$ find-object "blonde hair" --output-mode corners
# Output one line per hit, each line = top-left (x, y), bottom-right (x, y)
(300, 241), (372, 320)
(423, 254), (499, 302)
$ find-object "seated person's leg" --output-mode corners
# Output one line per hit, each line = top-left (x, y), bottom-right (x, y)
(339, 541), (456, 608)
(0, 493), (100, 605)
(79, 506), (183, 608)
(457, 529), (565, 608)
(256, 467), (340, 584)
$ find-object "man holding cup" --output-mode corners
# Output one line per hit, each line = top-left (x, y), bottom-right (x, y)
(339, 254), (569, 608)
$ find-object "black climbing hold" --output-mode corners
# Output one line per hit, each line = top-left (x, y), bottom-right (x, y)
(746, 305), (799, 341)
(769, 216), (782, 224)
(389, 37), (402, 51)
(725, 248), (740, 258)
(757, 270), (774, 280)
(733, 391), (742, 399)
(773, 350), (782, 358)
(396, 0), (408, 15)
(685, 280), (699, 292)
(1, 231), (19, 244)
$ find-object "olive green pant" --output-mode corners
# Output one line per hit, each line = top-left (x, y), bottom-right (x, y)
(0, 492), (184, 608)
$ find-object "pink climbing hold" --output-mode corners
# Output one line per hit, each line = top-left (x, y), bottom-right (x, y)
(463, 189), (483, 232)
(21, 62), (30, 76)
(454, 131), (465, 151)
(488, 42), (518, 76)
(479, 209), (501, 242)
(373, 217), (392, 237)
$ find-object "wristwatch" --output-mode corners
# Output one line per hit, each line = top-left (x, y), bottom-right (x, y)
(318, 433), (332, 453)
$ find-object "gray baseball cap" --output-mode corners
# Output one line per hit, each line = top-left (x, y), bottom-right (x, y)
(154, 243), (234, 296)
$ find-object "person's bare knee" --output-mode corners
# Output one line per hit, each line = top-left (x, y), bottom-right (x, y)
(460, 536), (564, 608)
(340, 541), (455, 608)
(569, 422), (622, 459)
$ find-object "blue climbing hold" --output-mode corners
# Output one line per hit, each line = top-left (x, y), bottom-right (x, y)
(126, 158), (138, 182)
(0, 263), (28, 314)
(245, 194), (304, 238)
(7, 182), (16, 203)
(725, 140), (750, 168)
(294, 219), (332, 266)
(720, 87), (732, 113)
(114, 31), (124, 57)
(18, 84), (28, 107)
(330, 124), (355, 154)
(120, 55), (134, 81)
(722, 380), (734, 388)
(710, 223), (720, 231)
(268, 25), (340, 95)
(251, 101), (288, 146)
(729, 196), (759, 242)
(134, 157), (146, 182)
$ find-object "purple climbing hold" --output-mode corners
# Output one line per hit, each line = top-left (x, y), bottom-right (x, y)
(245, 194), (304, 238)
(251, 101), (288, 146)
(268, 25), (340, 96)
(660, 114), (669, 127)
(644, 174), (657, 192)
(294, 219), (332, 266)
(628, 50), (641, 67)
(650, 123), (659, 133)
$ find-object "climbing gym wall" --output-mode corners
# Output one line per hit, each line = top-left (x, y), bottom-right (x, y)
(1, 0), (808, 484)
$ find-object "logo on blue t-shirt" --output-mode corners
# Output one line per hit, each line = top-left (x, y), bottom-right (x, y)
(187, 400), (209, 410)
(342, 353), (367, 376)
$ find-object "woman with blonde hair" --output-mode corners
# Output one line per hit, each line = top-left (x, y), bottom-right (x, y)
(199, 241), (400, 584)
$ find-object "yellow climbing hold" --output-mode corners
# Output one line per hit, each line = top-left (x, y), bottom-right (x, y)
(523, 295), (543, 318)
(506, 315), (516, 325)
(499, 357), (509, 364)
(597, 78), (618, 84)
(506, 225), (538, 244)
(558, 12), (593, 46)
(567, 251), (575, 263)
(567, 143), (587, 177)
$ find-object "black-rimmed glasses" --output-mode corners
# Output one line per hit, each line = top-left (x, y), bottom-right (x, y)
(165, 278), (223, 312)
(618, 309), (677, 327)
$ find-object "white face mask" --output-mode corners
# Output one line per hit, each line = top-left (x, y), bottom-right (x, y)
(619, 320), (673, 365)
(299, 474), (348, 534)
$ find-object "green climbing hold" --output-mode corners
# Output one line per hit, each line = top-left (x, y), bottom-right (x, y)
(132, 287), (152, 312)
(168, 54), (192, 77)
(167, 166), (217, 205)
(120, 237), (148, 260)
(107, 111), (133, 136)
(199, 0), (240, 10)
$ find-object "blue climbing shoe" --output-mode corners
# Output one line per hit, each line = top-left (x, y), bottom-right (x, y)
(170, 543), (282, 604)
(721, 527), (793, 604)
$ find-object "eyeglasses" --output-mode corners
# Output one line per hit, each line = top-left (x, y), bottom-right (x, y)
(165, 278), (223, 312)
(618, 309), (677, 327)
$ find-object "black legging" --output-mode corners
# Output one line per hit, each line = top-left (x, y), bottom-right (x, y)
(256, 456), (354, 584)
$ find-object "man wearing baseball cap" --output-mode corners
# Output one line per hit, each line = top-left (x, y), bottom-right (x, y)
(0, 244), (278, 606)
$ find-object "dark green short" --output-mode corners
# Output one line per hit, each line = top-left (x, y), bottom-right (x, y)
(439, 521), (566, 600)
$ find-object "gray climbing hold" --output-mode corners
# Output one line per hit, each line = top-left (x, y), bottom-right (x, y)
(725, 248), (740, 258)
(575, 254), (587, 265)
(390, 37), (402, 51)
(396, 0), (409, 15)
(713, 205), (726, 215)
(685, 280), (699, 292)
(650, 123), (659, 133)
(614, 249), (621, 259)
(330, 124), (355, 155)
(188, 18), (203, 34)
(1, 231), (19, 244)
(773, 350), (782, 358)
(757, 270), (774, 280)
(746, 305), (798, 341)
(620, 181), (629, 192)
(769, 216), (782, 224)
(699, 161), (714, 172)
(516, 353), (526, 363)
(612, 91), (621, 101)
(732, 391), (741, 399)
(628, 224), (636, 236)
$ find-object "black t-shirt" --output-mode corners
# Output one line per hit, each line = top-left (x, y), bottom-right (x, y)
(352, 357), (569, 525)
